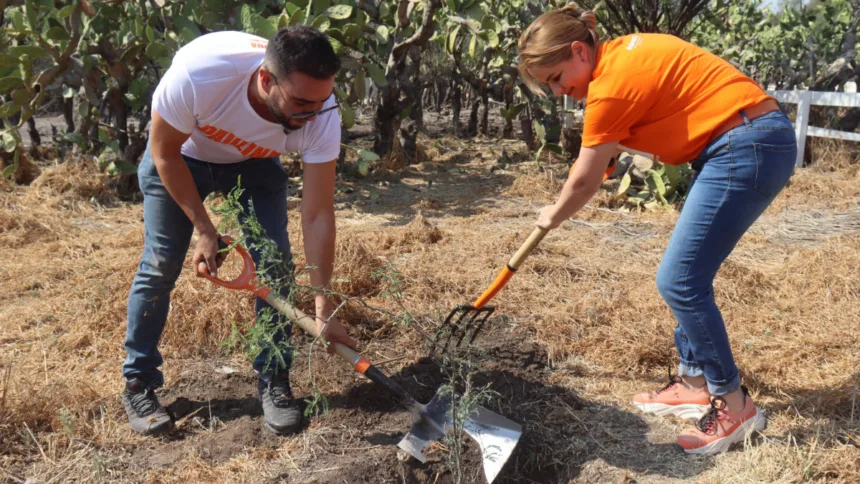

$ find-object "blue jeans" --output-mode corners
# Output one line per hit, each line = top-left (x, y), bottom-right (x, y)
(123, 145), (294, 386)
(656, 109), (796, 396)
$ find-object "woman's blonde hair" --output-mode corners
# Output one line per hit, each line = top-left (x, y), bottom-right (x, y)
(518, 4), (599, 96)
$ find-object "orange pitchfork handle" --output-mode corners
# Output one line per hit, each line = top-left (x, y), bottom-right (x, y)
(472, 156), (617, 309)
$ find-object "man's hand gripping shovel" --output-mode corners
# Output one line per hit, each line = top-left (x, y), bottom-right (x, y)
(202, 236), (522, 483)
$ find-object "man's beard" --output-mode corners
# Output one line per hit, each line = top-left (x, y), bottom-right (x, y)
(265, 95), (303, 134)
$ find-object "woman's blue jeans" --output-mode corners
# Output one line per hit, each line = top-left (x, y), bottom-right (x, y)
(656, 109), (797, 396)
(122, 145), (294, 387)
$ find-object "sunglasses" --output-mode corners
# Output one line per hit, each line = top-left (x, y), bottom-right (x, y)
(270, 74), (340, 121)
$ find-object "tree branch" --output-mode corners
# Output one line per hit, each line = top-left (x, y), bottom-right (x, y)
(396, 0), (409, 30)
(357, 0), (379, 20)
(389, 0), (441, 69)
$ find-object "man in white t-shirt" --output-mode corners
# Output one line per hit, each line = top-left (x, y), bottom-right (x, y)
(122, 26), (357, 437)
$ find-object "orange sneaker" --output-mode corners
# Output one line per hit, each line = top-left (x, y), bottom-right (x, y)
(677, 387), (766, 455)
(632, 375), (711, 420)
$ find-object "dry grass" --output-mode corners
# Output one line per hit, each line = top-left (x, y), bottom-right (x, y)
(1, 140), (858, 483)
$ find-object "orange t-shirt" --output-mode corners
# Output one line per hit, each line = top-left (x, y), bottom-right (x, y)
(581, 33), (772, 165)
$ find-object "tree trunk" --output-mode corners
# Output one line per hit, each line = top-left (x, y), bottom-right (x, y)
(562, 127), (582, 159)
(109, 88), (129, 152)
(451, 77), (462, 136)
(373, 90), (399, 159)
(502, 84), (514, 139)
(367, 0), (440, 165)
(479, 86), (489, 136)
(467, 96), (480, 137)
(436, 81), (447, 112)
(422, 88), (431, 110)
(63, 97), (75, 133)
(337, 125), (349, 173)
(26, 117), (41, 147)
(520, 107), (537, 149)
(407, 47), (424, 132)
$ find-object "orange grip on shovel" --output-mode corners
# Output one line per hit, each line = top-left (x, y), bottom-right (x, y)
(200, 235), (271, 300)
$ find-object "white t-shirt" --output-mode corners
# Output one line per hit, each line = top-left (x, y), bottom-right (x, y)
(152, 31), (341, 164)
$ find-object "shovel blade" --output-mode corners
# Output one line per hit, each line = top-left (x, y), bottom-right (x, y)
(397, 389), (452, 462)
(463, 405), (522, 483)
(397, 389), (522, 484)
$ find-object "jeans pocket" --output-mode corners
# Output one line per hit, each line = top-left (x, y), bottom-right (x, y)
(753, 141), (796, 197)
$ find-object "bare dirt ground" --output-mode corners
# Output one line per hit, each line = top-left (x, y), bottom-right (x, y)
(1, 114), (859, 483)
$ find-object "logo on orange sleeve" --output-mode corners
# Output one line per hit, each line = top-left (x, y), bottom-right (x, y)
(199, 125), (281, 158)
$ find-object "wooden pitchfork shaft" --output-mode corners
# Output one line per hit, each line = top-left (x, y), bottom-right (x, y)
(469, 156), (618, 310)
(471, 227), (547, 309)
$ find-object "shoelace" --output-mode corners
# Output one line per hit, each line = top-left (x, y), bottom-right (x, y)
(129, 387), (160, 417)
(696, 397), (727, 436)
(696, 385), (751, 435)
(268, 381), (294, 408)
(655, 373), (684, 395)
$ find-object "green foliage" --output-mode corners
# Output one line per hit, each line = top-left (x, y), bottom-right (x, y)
(690, 0), (858, 89)
(213, 180), (413, 416)
(616, 158), (692, 210)
(533, 115), (562, 167)
(438, 349), (498, 484)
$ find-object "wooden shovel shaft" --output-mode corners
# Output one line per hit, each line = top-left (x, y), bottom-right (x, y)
(203, 236), (420, 409)
(263, 292), (419, 409)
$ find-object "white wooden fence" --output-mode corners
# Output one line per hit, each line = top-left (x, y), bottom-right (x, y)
(766, 90), (860, 167)
(562, 89), (860, 168)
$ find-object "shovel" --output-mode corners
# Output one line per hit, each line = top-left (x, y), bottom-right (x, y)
(438, 157), (618, 353)
(202, 237), (522, 483)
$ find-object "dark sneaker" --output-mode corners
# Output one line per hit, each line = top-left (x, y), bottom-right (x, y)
(122, 378), (174, 435)
(258, 372), (302, 435)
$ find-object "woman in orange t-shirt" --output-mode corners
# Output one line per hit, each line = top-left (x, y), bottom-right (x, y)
(518, 4), (796, 455)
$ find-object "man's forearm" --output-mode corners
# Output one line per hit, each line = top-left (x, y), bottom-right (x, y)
(153, 154), (216, 235)
(302, 211), (336, 304)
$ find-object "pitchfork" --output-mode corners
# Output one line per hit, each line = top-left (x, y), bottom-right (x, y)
(435, 156), (618, 353)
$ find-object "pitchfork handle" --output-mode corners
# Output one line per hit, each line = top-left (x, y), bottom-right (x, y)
(508, 227), (547, 270)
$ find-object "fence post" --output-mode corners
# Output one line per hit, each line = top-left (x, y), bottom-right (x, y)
(794, 91), (811, 168)
(563, 95), (575, 129)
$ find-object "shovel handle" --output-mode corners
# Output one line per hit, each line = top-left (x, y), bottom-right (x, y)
(200, 235), (271, 299)
(203, 239), (419, 409)
(263, 293), (419, 409)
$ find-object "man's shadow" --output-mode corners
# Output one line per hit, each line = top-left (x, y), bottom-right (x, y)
(323, 348), (716, 483)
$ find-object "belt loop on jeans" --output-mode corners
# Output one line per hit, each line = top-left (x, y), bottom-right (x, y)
(739, 109), (752, 126)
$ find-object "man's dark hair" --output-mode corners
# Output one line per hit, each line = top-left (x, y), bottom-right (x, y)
(265, 25), (340, 79)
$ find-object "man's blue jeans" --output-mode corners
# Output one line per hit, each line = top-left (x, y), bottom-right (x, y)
(123, 145), (294, 387)
(656, 109), (797, 396)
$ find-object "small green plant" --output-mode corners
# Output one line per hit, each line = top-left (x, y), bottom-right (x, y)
(499, 103), (526, 123)
(533, 119), (563, 167)
(213, 178), (300, 382)
(214, 181), (413, 418)
(439, 349), (499, 484)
